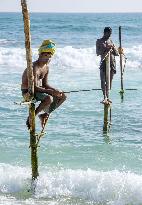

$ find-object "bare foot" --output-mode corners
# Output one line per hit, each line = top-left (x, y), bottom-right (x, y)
(107, 98), (112, 103)
(38, 113), (49, 129)
(100, 98), (108, 104)
(100, 98), (112, 104)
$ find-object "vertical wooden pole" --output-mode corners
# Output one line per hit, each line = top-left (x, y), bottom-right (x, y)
(30, 103), (39, 180)
(119, 26), (124, 100)
(105, 51), (111, 93)
(103, 104), (110, 133)
(21, 0), (39, 181)
(103, 52), (111, 133)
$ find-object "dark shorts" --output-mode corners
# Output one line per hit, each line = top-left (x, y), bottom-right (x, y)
(34, 92), (50, 102)
(21, 89), (58, 113)
(100, 60), (116, 74)
(21, 89), (50, 102)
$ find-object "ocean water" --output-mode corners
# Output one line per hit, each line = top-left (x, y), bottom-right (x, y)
(0, 12), (142, 205)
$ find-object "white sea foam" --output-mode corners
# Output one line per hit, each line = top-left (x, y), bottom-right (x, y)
(125, 45), (142, 70)
(0, 47), (26, 71)
(36, 169), (142, 204)
(0, 45), (142, 74)
(54, 46), (98, 69)
(0, 163), (30, 193)
(0, 164), (142, 204)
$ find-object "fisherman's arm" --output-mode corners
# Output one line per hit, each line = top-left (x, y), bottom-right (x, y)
(112, 45), (124, 56)
(43, 74), (57, 91)
(109, 40), (119, 56)
(42, 73), (63, 97)
(112, 46), (119, 56)
(33, 71), (54, 95)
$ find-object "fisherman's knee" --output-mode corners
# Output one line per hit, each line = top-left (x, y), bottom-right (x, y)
(61, 93), (67, 101)
(44, 95), (53, 104)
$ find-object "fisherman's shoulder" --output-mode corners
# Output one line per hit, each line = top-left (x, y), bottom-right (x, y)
(96, 38), (101, 42)
(96, 38), (105, 44)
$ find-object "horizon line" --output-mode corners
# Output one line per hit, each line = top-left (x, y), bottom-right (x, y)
(0, 11), (142, 14)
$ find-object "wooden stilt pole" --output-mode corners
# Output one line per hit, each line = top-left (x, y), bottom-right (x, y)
(119, 26), (124, 100)
(103, 104), (111, 133)
(21, 0), (39, 182)
(105, 51), (111, 92)
(103, 52), (111, 133)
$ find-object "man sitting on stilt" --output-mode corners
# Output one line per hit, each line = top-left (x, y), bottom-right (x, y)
(21, 39), (66, 129)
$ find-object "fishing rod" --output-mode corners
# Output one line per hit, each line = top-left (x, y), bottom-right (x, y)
(63, 88), (137, 94)
(119, 26), (124, 95)
(14, 87), (138, 106)
(64, 88), (101, 93)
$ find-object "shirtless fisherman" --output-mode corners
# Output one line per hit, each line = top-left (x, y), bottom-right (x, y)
(21, 40), (66, 129)
(96, 27), (123, 104)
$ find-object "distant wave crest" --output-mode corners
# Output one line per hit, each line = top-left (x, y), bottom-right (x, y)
(0, 46), (142, 73)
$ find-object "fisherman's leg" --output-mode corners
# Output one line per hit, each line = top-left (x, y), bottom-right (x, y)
(53, 93), (66, 110)
(106, 83), (109, 99)
(35, 95), (52, 116)
(104, 66), (110, 100)
(39, 93), (66, 128)
(100, 61), (107, 98)
(110, 70), (114, 89)
(36, 95), (53, 128)
(106, 70), (114, 103)
(22, 91), (34, 129)
(49, 93), (67, 114)
(100, 69), (107, 103)
(26, 93), (53, 129)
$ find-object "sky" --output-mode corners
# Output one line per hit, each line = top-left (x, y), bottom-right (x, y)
(0, 0), (142, 13)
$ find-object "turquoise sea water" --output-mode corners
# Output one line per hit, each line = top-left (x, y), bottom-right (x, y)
(0, 12), (142, 205)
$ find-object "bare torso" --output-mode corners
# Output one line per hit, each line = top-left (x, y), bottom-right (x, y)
(21, 61), (49, 90)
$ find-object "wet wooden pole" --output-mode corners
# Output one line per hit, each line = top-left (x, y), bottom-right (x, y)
(119, 26), (124, 100)
(103, 104), (111, 133)
(21, 0), (39, 182)
(103, 52), (111, 133)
